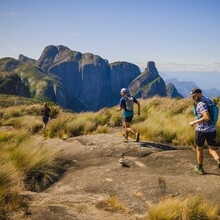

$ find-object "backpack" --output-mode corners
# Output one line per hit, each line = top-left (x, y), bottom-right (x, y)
(193, 98), (219, 125)
(125, 97), (134, 111)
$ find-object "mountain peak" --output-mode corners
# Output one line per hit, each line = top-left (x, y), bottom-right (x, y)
(18, 54), (36, 64)
(146, 61), (156, 70)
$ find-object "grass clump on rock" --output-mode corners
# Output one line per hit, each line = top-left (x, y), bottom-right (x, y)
(147, 195), (219, 220)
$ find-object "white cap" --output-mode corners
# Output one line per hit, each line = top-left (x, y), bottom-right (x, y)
(120, 88), (128, 93)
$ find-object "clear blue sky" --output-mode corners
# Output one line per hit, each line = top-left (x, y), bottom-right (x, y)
(1, 0), (220, 72)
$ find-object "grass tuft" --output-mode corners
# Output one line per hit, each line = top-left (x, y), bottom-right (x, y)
(96, 195), (131, 214)
(147, 195), (219, 220)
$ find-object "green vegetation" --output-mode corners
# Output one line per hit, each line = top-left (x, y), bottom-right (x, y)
(14, 62), (63, 101)
(146, 195), (219, 220)
(0, 57), (64, 102)
(0, 94), (40, 107)
(131, 76), (161, 97)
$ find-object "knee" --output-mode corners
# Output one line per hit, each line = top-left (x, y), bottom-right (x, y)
(208, 147), (215, 154)
(124, 123), (130, 128)
(196, 146), (203, 152)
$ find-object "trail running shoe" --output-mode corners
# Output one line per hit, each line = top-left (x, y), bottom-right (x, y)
(194, 165), (205, 175)
(123, 136), (128, 143)
(135, 133), (140, 142)
(121, 163), (130, 168)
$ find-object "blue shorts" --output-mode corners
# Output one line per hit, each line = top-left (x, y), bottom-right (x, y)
(42, 116), (49, 124)
(124, 116), (133, 123)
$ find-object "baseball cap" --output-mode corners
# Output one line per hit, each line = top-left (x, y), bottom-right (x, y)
(190, 88), (202, 96)
(120, 88), (128, 93)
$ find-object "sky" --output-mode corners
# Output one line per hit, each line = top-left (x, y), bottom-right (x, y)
(1, 0), (220, 75)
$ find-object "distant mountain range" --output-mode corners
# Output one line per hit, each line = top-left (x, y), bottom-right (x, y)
(160, 70), (220, 98)
(0, 45), (182, 111)
(165, 78), (220, 98)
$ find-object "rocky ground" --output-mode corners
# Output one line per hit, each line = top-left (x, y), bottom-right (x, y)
(12, 130), (220, 220)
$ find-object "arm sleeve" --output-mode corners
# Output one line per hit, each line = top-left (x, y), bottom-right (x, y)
(133, 97), (138, 103)
(120, 98), (125, 109)
(197, 102), (208, 115)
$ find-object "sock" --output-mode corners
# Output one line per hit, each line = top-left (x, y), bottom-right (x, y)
(198, 164), (203, 169)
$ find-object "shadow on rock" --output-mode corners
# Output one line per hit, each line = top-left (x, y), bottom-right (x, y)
(140, 141), (177, 151)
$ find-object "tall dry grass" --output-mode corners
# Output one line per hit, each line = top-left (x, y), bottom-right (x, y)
(147, 195), (219, 220)
(0, 96), (219, 146)
(96, 195), (131, 214)
(44, 110), (112, 139)
(131, 97), (220, 146)
(0, 130), (66, 218)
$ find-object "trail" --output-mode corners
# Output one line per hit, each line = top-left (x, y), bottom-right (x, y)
(13, 132), (220, 220)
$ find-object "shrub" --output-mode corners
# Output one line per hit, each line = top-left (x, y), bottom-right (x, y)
(2, 116), (43, 134)
(110, 115), (123, 127)
(0, 133), (67, 217)
(96, 125), (108, 134)
(23, 159), (65, 192)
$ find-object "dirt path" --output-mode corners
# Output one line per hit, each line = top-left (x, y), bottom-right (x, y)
(15, 132), (220, 220)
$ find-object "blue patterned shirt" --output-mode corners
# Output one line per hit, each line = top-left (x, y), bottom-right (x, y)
(195, 96), (216, 133)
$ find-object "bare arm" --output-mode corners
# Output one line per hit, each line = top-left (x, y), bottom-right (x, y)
(190, 111), (210, 127)
(136, 101), (141, 116)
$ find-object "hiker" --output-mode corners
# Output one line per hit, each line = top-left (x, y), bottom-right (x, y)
(189, 88), (220, 175)
(41, 102), (51, 130)
(117, 88), (140, 142)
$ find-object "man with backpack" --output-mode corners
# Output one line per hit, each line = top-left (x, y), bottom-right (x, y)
(189, 88), (220, 175)
(117, 88), (140, 142)
(41, 102), (51, 130)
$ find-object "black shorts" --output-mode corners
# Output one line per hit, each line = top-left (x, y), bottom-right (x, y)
(124, 116), (133, 123)
(42, 116), (49, 124)
(195, 131), (216, 147)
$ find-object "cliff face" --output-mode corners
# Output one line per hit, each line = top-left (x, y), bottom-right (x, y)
(166, 83), (183, 98)
(129, 61), (167, 98)
(37, 46), (112, 111)
(110, 62), (141, 104)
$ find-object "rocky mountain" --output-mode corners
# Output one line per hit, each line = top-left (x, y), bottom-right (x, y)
(0, 56), (86, 111)
(18, 54), (36, 64)
(166, 83), (183, 98)
(110, 62), (141, 104)
(165, 79), (198, 97)
(203, 88), (220, 97)
(129, 61), (167, 98)
(0, 71), (30, 97)
(166, 78), (220, 98)
(37, 45), (113, 111)
(0, 45), (181, 111)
